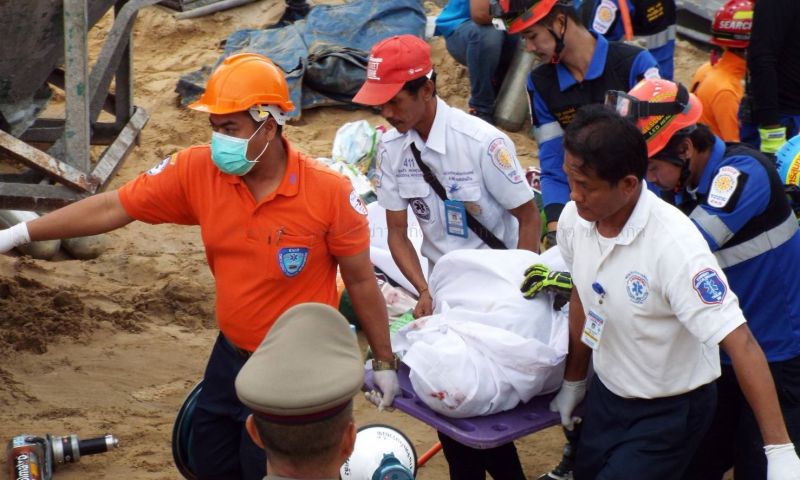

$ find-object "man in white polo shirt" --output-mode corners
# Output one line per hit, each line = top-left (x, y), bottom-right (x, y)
(549, 104), (800, 479)
(353, 34), (540, 317)
(353, 34), (541, 480)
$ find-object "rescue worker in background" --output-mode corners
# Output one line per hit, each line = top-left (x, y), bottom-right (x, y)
(689, 0), (752, 142)
(434, 0), (519, 124)
(235, 303), (362, 480)
(612, 77), (800, 479)
(353, 34), (540, 480)
(776, 135), (800, 219)
(740, 0), (800, 155)
(579, 0), (676, 80)
(551, 102), (800, 480)
(0, 53), (399, 480)
(497, 0), (659, 246)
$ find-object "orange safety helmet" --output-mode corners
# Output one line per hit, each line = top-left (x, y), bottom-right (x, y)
(499, 0), (572, 34)
(189, 53), (295, 115)
(611, 79), (703, 158)
(711, 0), (754, 49)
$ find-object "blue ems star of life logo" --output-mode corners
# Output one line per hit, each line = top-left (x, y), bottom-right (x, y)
(692, 268), (727, 304)
(625, 271), (649, 304)
(278, 247), (308, 277)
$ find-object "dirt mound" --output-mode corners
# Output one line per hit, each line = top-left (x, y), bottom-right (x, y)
(0, 254), (214, 355)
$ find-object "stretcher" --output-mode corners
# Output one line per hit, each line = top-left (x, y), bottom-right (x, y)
(364, 364), (561, 450)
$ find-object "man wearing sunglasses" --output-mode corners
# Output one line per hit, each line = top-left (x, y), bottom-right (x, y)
(494, 0), (659, 249)
(610, 78), (800, 480)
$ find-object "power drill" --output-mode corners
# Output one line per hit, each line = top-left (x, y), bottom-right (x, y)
(6, 433), (119, 480)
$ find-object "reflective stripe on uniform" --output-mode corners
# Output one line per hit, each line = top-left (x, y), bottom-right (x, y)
(636, 25), (676, 50)
(534, 121), (564, 144)
(715, 214), (799, 268)
(690, 206), (735, 247)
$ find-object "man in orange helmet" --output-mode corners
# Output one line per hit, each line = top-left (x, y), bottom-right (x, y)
(690, 0), (753, 142)
(496, 0), (659, 248)
(0, 53), (399, 480)
(608, 77), (800, 480)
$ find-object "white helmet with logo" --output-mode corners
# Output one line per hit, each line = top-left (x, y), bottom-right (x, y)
(340, 424), (417, 480)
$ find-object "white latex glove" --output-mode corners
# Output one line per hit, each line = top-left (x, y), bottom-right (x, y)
(549, 378), (587, 430)
(765, 443), (800, 480)
(366, 369), (400, 412)
(0, 223), (30, 253)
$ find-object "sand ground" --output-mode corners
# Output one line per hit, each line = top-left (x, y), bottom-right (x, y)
(0, 1), (709, 478)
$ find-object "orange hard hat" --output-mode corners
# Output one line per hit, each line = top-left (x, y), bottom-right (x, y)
(609, 79), (703, 158)
(712, 0), (754, 49)
(189, 53), (295, 115)
(500, 0), (572, 34)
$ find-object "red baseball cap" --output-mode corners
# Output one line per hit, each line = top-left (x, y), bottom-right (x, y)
(352, 34), (433, 106)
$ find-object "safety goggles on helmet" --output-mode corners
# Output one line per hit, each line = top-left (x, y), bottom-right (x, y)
(249, 104), (288, 126)
(604, 82), (691, 124)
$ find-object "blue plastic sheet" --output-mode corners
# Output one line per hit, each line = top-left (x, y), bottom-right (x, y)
(176, 0), (426, 118)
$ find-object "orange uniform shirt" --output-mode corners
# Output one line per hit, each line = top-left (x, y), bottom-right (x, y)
(691, 50), (746, 142)
(118, 139), (370, 351)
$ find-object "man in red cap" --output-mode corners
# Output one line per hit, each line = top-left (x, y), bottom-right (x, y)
(353, 34), (541, 480)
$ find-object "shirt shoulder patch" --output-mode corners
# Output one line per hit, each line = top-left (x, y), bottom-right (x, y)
(592, 0), (618, 34)
(692, 268), (727, 305)
(707, 166), (741, 208)
(349, 190), (368, 216)
(147, 155), (173, 176)
(487, 138), (523, 184)
(643, 66), (661, 80)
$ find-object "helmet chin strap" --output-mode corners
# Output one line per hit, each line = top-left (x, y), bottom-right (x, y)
(548, 17), (568, 64)
(676, 160), (691, 192)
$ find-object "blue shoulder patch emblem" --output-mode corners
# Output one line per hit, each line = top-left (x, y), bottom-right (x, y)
(692, 268), (727, 304)
(278, 247), (308, 277)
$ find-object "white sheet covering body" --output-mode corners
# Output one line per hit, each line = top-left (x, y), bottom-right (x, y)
(392, 248), (569, 418)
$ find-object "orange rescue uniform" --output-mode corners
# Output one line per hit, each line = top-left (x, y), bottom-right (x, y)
(690, 50), (746, 142)
(118, 139), (370, 351)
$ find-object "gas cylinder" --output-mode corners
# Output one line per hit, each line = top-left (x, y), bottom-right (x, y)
(493, 42), (539, 133)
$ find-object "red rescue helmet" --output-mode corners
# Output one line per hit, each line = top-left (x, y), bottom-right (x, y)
(498, 0), (574, 34)
(711, 0), (754, 49)
(606, 79), (703, 158)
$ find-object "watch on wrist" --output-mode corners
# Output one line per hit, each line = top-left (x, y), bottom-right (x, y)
(371, 354), (400, 371)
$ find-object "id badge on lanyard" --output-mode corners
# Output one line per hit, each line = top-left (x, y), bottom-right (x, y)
(444, 199), (469, 238)
(581, 281), (607, 350)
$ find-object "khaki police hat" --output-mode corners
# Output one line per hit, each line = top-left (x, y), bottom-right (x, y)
(235, 303), (363, 423)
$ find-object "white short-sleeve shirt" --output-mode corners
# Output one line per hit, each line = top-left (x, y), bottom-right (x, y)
(377, 98), (534, 264)
(558, 184), (746, 399)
